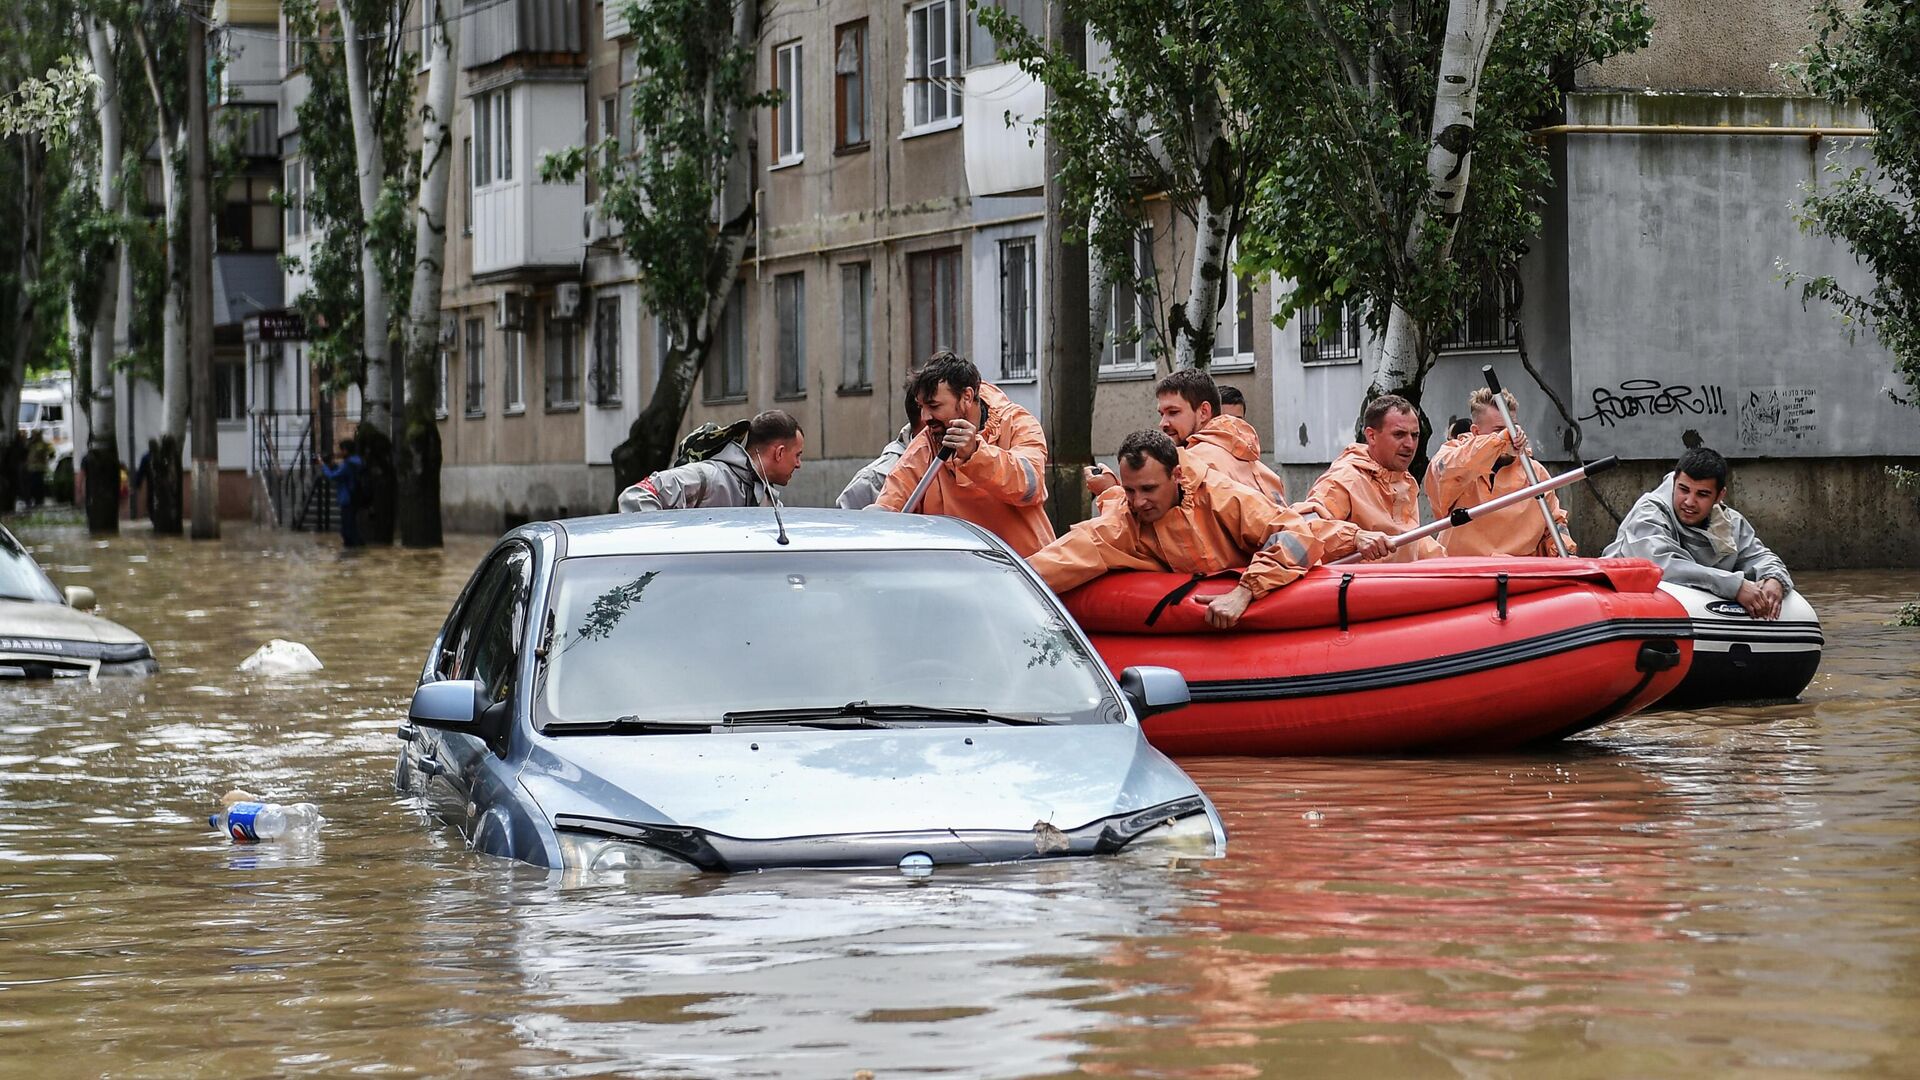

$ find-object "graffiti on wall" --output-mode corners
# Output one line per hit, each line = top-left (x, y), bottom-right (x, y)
(1578, 379), (1728, 427)
(1738, 387), (1818, 448)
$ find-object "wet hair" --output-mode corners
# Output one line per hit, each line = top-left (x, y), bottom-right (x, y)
(1155, 369), (1220, 415)
(903, 384), (923, 430)
(1218, 385), (1246, 409)
(1447, 416), (1473, 439)
(1116, 429), (1180, 473)
(1363, 394), (1416, 431)
(1675, 446), (1729, 490)
(747, 409), (803, 448)
(1466, 387), (1518, 416)
(915, 350), (980, 402)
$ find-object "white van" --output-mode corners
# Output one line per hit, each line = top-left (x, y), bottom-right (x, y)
(18, 383), (73, 471)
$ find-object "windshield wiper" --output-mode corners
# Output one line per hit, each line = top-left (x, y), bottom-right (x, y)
(721, 701), (1048, 726)
(545, 716), (719, 735)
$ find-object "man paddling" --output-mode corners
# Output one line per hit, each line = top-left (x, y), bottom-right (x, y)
(1424, 387), (1576, 557)
(1029, 431), (1392, 629)
(1088, 369), (1286, 503)
(1301, 394), (1443, 561)
(1603, 447), (1793, 619)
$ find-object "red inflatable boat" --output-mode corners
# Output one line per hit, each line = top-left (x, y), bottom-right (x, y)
(1063, 557), (1692, 755)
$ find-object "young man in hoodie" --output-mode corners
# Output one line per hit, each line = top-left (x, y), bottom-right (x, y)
(616, 409), (804, 511)
(1603, 447), (1792, 619)
(1301, 394), (1443, 562)
(1087, 369), (1287, 504)
(836, 387), (923, 510)
(1423, 387), (1576, 557)
(874, 351), (1055, 557)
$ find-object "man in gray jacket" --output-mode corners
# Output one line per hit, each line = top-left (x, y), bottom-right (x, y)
(835, 387), (922, 510)
(617, 409), (804, 512)
(1603, 447), (1793, 619)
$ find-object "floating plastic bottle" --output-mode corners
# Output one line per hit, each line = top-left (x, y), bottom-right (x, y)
(210, 801), (324, 843)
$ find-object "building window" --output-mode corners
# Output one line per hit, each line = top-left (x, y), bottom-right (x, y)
(502, 328), (525, 412)
(213, 360), (246, 421)
(1101, 231), (1155, 375)
(221, 177), (281, 253)
(282, 158), (304, 240)
(835, 21), (868, 150)
(704, 283), (748, 401)
(908, 246), (961, 368)
(545, 315), (580, 409)
(774, 272), (806, 398)
(435, 349), (449, 418)
(1300, 301), (1362, 365)
(461, 137), (472, 235)
(839, 262), (872, 391)
(474, 88), (513, 186)
(599, 94), (619, 171)
(591, 295), (622, 406)
(907, 0), (963, 132)
(1437, 276), (1520, 352)
(464, 318), (486, 416)
(1212, 248), (1256, 369)
(774, 41), (804, 165)
(998, 237), (1037, 381)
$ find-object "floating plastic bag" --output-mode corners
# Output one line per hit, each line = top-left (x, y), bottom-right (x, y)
(238, 639), (324, 675)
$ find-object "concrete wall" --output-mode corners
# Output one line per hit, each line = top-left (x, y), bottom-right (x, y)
(1578, 0), (1822, 93)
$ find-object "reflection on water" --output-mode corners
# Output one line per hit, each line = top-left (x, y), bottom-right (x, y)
(0, 528), (1915, 1078)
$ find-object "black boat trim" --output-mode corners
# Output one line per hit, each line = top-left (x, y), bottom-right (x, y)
(1185, 617), (1695, 703)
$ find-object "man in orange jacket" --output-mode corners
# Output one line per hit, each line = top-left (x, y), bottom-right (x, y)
(1424, 387), (1576, 557)
(1088, 369), (1287, 503)
(1301, 394), (1443, 562)
(1030, 431), (1392, 628)
(875, 351), (1056, 557)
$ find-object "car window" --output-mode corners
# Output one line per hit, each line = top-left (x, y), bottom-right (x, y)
(541, 549), (1115, 726)
(0, 528), (64, 605)
(17, 404), (36, 424)
(465, 546), (533, 705)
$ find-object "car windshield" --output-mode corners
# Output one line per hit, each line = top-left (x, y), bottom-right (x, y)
(17, 403), (37, 424)
(540, 548), (1116, 727)
(0, 530), (63, 604)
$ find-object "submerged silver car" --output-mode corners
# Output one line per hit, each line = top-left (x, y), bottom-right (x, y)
(396, 509), (1224, 873)
(0, 524), (155, 679)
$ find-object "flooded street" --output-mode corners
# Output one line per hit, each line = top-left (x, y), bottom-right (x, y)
(1, 522), (1915, 1078)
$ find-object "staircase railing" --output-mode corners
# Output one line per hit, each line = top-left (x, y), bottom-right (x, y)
(251, 411), (332, 532)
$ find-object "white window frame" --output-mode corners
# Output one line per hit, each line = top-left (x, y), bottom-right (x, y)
(282, 157), (304, 240)
(1212, 244), (1257, 373)
(474, 88), (513, 188)
(214, 360), (247, 423)
(435, 348), (449, 418)
(773, 40), (804, 166)
(502, 329), (525, 413)
(905, 0), (963, 135)
(1100, 231), (1156, 377)
(998, 237), (1037, 382)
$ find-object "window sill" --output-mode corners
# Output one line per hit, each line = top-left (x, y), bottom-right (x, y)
(997, 374), (1037, 385)
(837, 384), (873, 396)
(773, 392), (807, 402)
(591, 398), (624, 409)
(902, 117), (962, 140)
(1210, 357), (1256, 374)
(545, 402), (582, 414)
(704, 394), (748, 405)
(503, 405), (527, 416)
(1300, 356), (1362, 368)
(834, 141), (871, 156)
(1097, 366), (1157, 382)
(464, 410), (487, 420)
(435, 410), (449, 421)
(769, 155), (805, 172)
(1437, 345), (1519, 356)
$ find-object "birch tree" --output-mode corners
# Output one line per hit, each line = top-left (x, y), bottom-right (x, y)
(1240, 0), (1650, 466)
(397, 0), (457, 547)
(129, 9), (188, 530)
(81, 17), (124, 533)
(540, 0), (775, 492)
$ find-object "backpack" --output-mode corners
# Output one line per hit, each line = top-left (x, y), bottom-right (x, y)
(672, 419), (751, 468)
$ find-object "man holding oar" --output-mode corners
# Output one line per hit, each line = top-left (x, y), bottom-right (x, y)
(1424, 385), (1577, 557)
(1301, 394), (1444, 562)
(874, 351), (1056, 557)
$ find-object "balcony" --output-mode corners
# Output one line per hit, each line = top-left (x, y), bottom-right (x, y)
(465, 0), (585, 70)
(471, 81), (586, 278)
(963, 61), (1045, 196)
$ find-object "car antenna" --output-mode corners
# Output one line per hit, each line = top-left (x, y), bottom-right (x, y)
(746, 448), (790, 545)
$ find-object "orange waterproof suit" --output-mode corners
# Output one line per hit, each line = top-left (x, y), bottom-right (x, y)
(1028, 459), (1328, 598)
(876, 382), (1056, 557)
(1186, 416), (1287, 502)
(1302, 444), (1442, 562)
(1423, 431), (1576, 558)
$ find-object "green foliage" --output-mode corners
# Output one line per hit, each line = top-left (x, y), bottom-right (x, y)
(0, 55), (98, 144)
(1791, 0), (1920, 412)
(541, 0), (775, 344)
(1239, 0), (1650, 353)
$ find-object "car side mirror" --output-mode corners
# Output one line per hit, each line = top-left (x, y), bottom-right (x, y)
(1119, 665), (1190, 720)
(409, 679), (510, 751)
(65, 586), (96, 610)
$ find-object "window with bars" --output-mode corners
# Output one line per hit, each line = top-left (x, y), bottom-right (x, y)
(502, 328), (525, 413)
(1436, 277), (1520, 352)
(775, 272), (806, 398)
(774, 41), (804, 165)
(999, 237), (1037, 380)
(840, 262), (872, 391)
(1299, 301), (1362, 365)
(835, 21), (868, 150)
(545, 316), (580, 410)
(909, 247), (962, 368)
(1100, 231), (1156, 375)
(907, 0), (963, 132)
(590, 295), (622, 406)
(464, 318), (487, 416)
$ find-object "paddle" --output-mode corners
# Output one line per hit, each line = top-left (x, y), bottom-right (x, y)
(1329, 455), (1618, 564)
(1482, 365), (1570, 557)
(900, 444), (956, 515)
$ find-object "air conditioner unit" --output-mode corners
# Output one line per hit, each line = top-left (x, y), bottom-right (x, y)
(437, 314), (458, 346)
(552, 282), (582, 320)
(494, 292), (528, 332)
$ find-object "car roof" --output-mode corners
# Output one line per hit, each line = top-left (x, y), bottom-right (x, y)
(550, 508), (1004, 557)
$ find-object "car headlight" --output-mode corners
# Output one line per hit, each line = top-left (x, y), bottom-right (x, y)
(555, 830), (697, 873)
(1120, 810), (1225, 859)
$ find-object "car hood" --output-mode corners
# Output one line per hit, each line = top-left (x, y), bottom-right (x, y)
(518, 723), (1201, 841)
(0, 598), (147, 646)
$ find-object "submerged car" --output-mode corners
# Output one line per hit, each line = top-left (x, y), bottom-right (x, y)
(0, 525), (156, 679)
(397, 509), (1225, 873)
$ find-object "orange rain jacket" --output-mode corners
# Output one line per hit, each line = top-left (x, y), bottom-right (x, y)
(1186, 416), (1287, 502)
(1302, 443), (1443, 562)
(876, 382), (1056, 557)
(1028, 458), (1330, 599)
(1423, 431), (1576, 558)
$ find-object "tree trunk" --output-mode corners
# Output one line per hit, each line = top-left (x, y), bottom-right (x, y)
(1173, 96), (1233, 372)
(338, 3), (394, 541)
(132, 22), (190, 455)
(186, 12), (218, 539)
(1042, 2), (1092, 534)
(84, 21), (121, 534)
(397, 1), (457, 548)
(2, 136), (45, 515)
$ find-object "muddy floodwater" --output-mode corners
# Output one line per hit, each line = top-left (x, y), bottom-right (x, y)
(0, 522), (1915, 1078)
